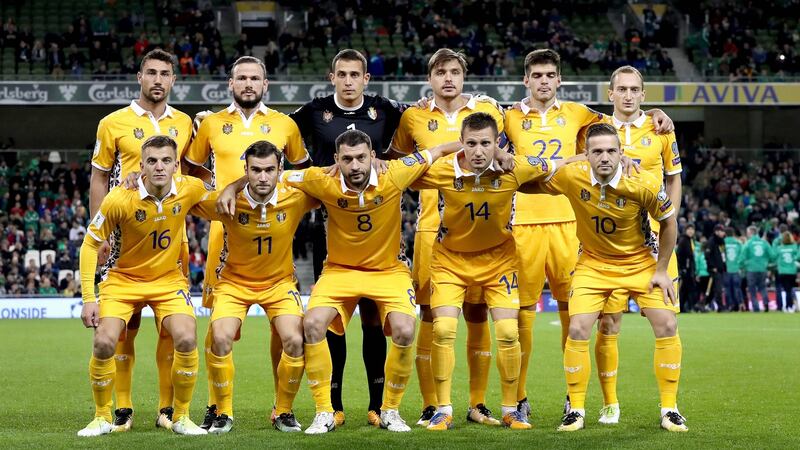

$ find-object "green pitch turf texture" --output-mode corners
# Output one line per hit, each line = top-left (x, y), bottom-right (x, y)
(1, 312), (797, 449)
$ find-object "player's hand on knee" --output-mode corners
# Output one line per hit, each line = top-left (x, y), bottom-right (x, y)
(81, 301), (100, 328)
(97, 240), (111, 265)
(620, 155), (641, 176)
(649, 270), (677, 305)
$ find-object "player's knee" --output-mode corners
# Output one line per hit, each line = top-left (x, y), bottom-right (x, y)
(494, 318), (519, 347)
(171, 331), (197, 353)
(93, 335), (117, 359)
(654, 315), (678, 338)
(568, 321), (590, 341)
(432, 316), (458, 346)
(211, 333), (233, 356)
(302, 315), (326, 343)
(598, 314), (621, 335)
(281, 333), (304, 357)
(390, 318), (414, 346)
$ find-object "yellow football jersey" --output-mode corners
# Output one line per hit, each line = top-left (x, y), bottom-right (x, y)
(282, 151), (432, 270)
(92, 101), (193, 187)
(184, 103), (310, 190)
(540, 161), (674, 265)
(84, 175), (208, 284)
(390, 95), (506, 232)
(412, 153), (554, 253)
(505, 99), (603, 225)
(605, 113), (681, 233)
(190, 183), (319, 288)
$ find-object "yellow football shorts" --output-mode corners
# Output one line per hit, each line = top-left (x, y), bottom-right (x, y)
(412, 230), (437, 306)
(99, 272), (195, 329)
(211, 276), (304, 326)
(309, 263), (416, 336)
(569, 253), (680, 316)
(514, 221), (579, 307)
(430, 239), (520, 310)
(604, 250), (681, 314)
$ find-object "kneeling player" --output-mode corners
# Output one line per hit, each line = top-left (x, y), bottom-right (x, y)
(190, 141), (319, 433)
(78, 136), (209, 436)
(522, 123), (687, 432)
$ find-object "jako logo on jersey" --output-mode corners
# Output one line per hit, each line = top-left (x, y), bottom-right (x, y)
(564, 365), (582, 373)
(658, 363), (681, 370)
(222, 123), (233, 134)
(59, 84), (78, 101)
(428, 119), (438, 132)
(280, 84), (299, 101)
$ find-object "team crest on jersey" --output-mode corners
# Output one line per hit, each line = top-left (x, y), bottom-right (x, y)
(276, 211), (286, 222)
(401, 156), (417, 166)
(337, 198), (348, 208)
(260, 123), (271, 135)
(453, 178), (464, 191)
(522, 119), (532, 131)
(133, 128), (145, 139)
(580, 189), (591, 201)
(222, 123), (233, 135)
(172, 203), (181, 215)
(672, 142), (679, 155)
(168, 126), (178, 138)
(641, 136), (652, 146)
(428, 119), (438, 132)
(556, 115), (566, 127)
(490, 178), (501, 189)
(367, 106), (377, 120)
(616, 196), (627, 208)
(322, 110), (334, 123)
(238, 212), (249, 225)
(135, 209), (147, 222)
(373, 195), (384, 205)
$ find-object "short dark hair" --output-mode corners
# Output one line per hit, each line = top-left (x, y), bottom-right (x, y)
(585, 123), (620, 147)
(461, 112), (498, 137)
(335, 129), (372, 153)
(230, 56), (267, 78)
(524, 49), (561, 76)
(141, 135), (177, 156)
(331, 49), (368, 74)
(427, 48), (467, 76)
(243, 140), (281, 165)
(140, 49), (176, 72)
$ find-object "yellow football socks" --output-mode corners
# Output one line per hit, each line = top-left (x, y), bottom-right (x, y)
(654, 335), (682, 409)
(382, 341), (413, 410)
(516, 309), (535, 401)
(595, 332), (619, 406)
(155, 333), (174, 410)
(415, 320), (438, 408)
(89, 355), (115, 422)
(304, 339), (333, 413)
(466, 320), (491, 407)
(172, 349), (199, 421)
(112, 335), (135, 409)
(494, 318), (521, 407)
(206, 350), (235, 416)
(563, 337), (590, 410)
(558, 309), (570, 351)
(432, 316), (458, 407)
(276, 352), (305, 415)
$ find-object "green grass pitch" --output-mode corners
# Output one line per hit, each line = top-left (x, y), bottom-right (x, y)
(0, 313), (797, 448)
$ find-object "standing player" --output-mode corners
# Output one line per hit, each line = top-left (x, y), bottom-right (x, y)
(289, 49), (406, 426)
(389, 48), (508, 426)
(521, 123), (686, 432)
(591, 66), (682, 424)
(78, 136), (209, 436)
(88, 49), (193, 431)
(411, 113), (555, 431)
(504, 50), (674, 418)
(189, 141), (318, 433)
(182, 55), (310, 428)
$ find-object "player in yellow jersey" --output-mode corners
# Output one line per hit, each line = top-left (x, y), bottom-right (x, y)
(521, 123), (686, 432)
(88, 49), (193, 432)
(504, 49), (675, 418)
(78, 136), (210, 437)
(188, 141), (318, 434)
(411, 112), (554, 431)
(389, 49), (510, 427)
(214, 130), (458, 434)
(182, 55), (310, 429)
(591, 66), (683, 425)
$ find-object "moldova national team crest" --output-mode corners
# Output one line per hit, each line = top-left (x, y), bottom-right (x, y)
(168, 126), (178, 138)
(522, 119), (532, 131)
(373, 195), (384, 205)
(238, 212), (249, 225)
(428, 119), (438, 132)
(133, 128), (145, 139)
(322, 110), (334, 123)
(172, 203), (181, 215)
(616, 196), (627, 208)
(490, 178), (501, 189)
(556, 115), (566, 127)
(260, 123), (271, 135)
(453, 178), (464, 191)
(367, 106), (377, 120)
(580, 189), (591, 201)
(222, 123), (233, 135)
(276, 211), (286, 222)
(337, 198), (348, 208)
(641, 136), (652, 146)
(135, 209), (146, 222)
